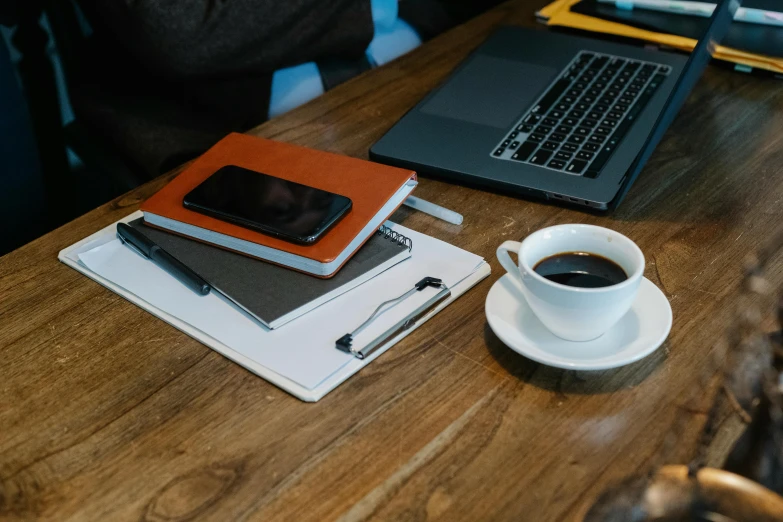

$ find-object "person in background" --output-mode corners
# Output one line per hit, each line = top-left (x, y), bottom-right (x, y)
(70, 0), (504, 178)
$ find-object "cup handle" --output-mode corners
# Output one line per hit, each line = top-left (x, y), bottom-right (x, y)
(496, 241), (523, 282)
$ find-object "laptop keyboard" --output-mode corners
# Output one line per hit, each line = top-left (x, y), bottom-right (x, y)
(491, 51), (671, 178)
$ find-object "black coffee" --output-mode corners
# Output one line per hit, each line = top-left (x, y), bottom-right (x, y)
(533, 252), (628, 288)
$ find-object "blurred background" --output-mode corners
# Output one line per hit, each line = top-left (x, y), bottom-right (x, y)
(0, 1), (492, 257)
(1, 2), (141, 256)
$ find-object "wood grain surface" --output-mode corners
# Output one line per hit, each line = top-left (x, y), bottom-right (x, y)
(2, 1), (783, 520)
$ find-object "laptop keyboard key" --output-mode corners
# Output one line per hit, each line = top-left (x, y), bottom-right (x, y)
(649, 74), (667, 90)
(529, 149), (553, 165)
(549, 133), (566, 142)
(493, 148), (505, 157)
(585, 136), (622, 178)
(555, 151), (573, 160)
(588, 135), (606, 144)
(585, 151), (610, 177)
(607, 57), (625, 69)
(590, 56), (608, 69)
(542, 118), (559, 126)
(577, 151), (594, 160)
(510, 141), (520, 149)
(568, 135), (586, 144)
(566, 159), (587, 174)
(524, 114), (541, 124)
(556, 125), (572, 134)
(561, 142), (578, 152)
(548, 110), (565, 119)
(530, 78), (571, 115)
(528, 133), (545, 143)
(568, 110), (584, 118)
(563, 117), (579, 127)
(595, 126), (611, 136)
(548, 159), (566, 170)
(512, 141), (538, 161)
(574, 127), (590, 136)
(535, 125), (552, 135)
(583, 143), (600, 152)
(580, 118), (597, 128)
(541, 141), (559, 151)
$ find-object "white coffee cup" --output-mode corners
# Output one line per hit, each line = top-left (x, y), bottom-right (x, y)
(496, 224), (645, 342)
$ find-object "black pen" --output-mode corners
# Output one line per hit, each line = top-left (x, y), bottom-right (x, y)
(116, 222), (211, 295)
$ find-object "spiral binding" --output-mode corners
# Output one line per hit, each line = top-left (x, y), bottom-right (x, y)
(377, 225), (413, 251)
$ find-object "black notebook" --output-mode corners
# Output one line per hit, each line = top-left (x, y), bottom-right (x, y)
(128, 219), (412, 329)
(571, 0), (783, 58)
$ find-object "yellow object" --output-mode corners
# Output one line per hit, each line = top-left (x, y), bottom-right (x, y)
(537, 0), (783, 74)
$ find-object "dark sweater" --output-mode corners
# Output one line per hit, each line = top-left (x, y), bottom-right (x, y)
(71, 0), (502, 176)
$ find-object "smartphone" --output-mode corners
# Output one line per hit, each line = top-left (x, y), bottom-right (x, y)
(183, 165), (352, 245)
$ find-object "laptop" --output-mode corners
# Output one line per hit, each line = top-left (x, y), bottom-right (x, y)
(370, 0), (740, 210)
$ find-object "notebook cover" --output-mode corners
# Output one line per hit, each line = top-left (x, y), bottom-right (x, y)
(141, 133), (417, 265)
(571, 0), (783, 58)
(128, 218), (410, 328)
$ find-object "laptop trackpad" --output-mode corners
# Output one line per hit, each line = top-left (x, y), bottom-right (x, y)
(420, 55), (558, 129)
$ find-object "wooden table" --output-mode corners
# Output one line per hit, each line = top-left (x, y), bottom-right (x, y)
(3, 1), (783, 520)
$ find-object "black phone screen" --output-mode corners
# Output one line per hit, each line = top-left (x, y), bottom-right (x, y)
(183, 165), (352, 244)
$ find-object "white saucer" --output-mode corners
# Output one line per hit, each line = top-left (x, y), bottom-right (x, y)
(486, 274), (672, 370)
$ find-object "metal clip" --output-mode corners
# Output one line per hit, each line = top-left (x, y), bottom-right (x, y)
(336, 277), (451, 359)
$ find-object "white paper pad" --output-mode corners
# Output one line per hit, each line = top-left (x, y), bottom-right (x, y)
(60, 212), (490, 401)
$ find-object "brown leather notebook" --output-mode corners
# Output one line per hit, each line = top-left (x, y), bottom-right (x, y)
(141, 133), (418, 277)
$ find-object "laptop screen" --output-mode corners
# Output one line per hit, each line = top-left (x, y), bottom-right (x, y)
(614, 0), (742, 206)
